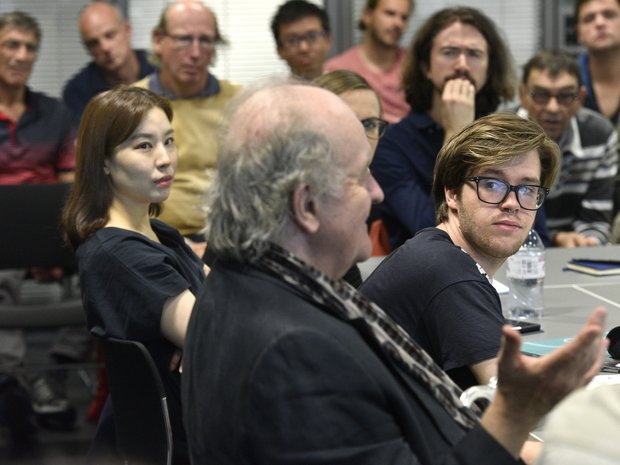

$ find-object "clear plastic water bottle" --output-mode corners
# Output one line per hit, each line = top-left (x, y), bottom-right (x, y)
(506, 229), (545, 320)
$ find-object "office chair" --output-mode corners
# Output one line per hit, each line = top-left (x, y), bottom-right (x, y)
(0, 182), (85, 328)
(102, 337), (173, 465)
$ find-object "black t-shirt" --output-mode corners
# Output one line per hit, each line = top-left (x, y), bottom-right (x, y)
(77, 219), (205, 463)
(360, 228), (504, 389)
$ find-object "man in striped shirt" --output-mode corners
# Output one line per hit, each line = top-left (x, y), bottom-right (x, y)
(516, 49), (618, 247)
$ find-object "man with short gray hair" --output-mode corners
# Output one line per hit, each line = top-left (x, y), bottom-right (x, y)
(0, 9), (78, 441)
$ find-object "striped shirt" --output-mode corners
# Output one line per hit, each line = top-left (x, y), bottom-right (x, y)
(517, 107), (618, 244)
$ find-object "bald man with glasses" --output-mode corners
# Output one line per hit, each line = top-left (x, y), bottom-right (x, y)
(516, 49), (618, 248)
(134, 1), (241, 257)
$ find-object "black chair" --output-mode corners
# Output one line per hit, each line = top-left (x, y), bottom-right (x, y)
(102, 337), (173, 465)
(0, 182), (85, 328)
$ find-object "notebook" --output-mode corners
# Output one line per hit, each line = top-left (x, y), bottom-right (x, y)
(565, 259), (620, 276)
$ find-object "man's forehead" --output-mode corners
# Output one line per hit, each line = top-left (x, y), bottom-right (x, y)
(0, 26), (38, 44)
(166, 3), (215, 28)
(579, 0), (620, 16)
(434, 21), (488, 47)
(474, 152), (542, 177)
(527, 69), (579, 87)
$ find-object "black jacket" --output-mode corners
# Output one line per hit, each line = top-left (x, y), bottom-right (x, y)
(182, 259), (520, 465)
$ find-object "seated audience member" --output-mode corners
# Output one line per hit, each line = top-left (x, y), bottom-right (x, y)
(362, 113), (559, 389)
(536, 384), (620, 465)
(271, 0), (332, 80)
(62, 1), (156, 126)
(182, 78), (608, 465)
(134, 1), (241, 258)
(370, 7), (547, 249)
(516, 49), (618, 247)
(324, 0), (412, 123)
(575, 0), (620, 242)
(62, 86), (207, 465)
(0, 10), (81, 435)
(314, 69), (388, 286)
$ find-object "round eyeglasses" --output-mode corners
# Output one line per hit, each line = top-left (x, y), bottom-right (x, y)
(165, 33), (216, 51)
(466, 176), (549, 210)
(360, 117), (388, 140)
(527, 87), (579, 106)
(281, 30), (328, 49)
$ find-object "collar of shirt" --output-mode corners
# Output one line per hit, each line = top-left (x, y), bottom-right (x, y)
(147, 71), (221, 99)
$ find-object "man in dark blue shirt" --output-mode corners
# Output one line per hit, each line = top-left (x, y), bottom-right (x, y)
(62, 1), (155, 126)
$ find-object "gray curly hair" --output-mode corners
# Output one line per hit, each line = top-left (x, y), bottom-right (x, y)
(205, 78), (348, 262)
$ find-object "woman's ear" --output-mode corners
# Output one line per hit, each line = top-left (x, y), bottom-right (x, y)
(290, 183), (320, 234)
(103, 161), (110, 175)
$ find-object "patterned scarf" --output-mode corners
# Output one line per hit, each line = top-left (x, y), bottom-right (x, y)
(253, 243), (480, 430)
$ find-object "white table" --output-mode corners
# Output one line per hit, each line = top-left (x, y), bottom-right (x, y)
(494, 245), (620, 340)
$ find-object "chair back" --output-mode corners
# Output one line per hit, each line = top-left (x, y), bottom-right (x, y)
(102, 337), (173, 465)
(0, 182), (85, 328)
(0, 182), (75, 270)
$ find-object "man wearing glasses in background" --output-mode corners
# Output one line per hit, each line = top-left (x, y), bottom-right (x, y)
(361, 113), (559, 395)
(270, 0), (332, 80)
(325, 0), (412, 123)
(135, 0), (241, 257)
(368, 7), (547, 252)
(516, 49), (617, 247)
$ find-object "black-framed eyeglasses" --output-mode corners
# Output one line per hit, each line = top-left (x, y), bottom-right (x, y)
(281, 30), (327, 49)
(527, 87), (579, 106)
(466, 176), (549, 210)
(165, 33), (216, 50)
(360, 117), (388, 140)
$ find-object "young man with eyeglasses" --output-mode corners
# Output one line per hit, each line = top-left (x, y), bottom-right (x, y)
(361, 113), (560, 391)
(324, 0), (412, 123)
(134, 1), (241, 258)
(270, 0), (332, 80)
(516, 49), (617, 247)
(62, 2), (156, 127)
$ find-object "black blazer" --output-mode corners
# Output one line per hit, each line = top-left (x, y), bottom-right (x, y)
(182, 260), (520, 465)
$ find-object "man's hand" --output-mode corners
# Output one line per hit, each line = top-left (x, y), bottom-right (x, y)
(481, 307), (607, 458)
(440, 78), (476, 141)
(553, 231), (599, 248)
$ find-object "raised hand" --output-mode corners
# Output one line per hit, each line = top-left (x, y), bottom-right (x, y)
(481, 306), (608, 458)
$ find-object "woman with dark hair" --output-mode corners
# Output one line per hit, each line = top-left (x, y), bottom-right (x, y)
(62, 85), (206, 464)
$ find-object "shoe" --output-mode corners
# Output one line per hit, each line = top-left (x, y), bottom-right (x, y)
(0, 373), (39, 454)
(29, 376), (77, 430)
